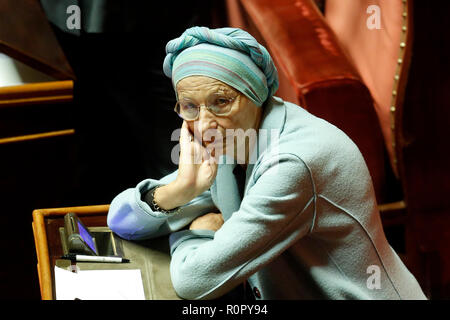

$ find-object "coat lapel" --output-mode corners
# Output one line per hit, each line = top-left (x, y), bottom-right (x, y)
(211, 96), (287, 220)
(213, 159), (240, 221)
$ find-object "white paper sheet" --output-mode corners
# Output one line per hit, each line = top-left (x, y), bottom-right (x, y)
(55, 266), (146, 300)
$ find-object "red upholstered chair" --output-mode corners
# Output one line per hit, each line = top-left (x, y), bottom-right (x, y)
(227, 0), (389, 205)
(226, 0), (450, 298)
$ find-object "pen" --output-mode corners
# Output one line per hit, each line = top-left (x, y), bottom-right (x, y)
(61, 254), (130, 263)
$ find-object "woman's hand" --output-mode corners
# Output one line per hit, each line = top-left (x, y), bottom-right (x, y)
(175, 120), (219, 198)
(152, 121), (219, 211)
(189, 212), (224, 231)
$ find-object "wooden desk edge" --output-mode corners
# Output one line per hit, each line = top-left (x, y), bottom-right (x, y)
(0, 80), (74, 107)
(32, 204), (110, 300)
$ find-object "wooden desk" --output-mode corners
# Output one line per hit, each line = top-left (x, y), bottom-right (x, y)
(32, 205), (180, 300)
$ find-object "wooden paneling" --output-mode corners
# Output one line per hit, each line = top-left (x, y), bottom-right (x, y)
(0, 0), (75, 80)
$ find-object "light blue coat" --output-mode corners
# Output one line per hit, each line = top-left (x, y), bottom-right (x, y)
(107, 97), (426, 300)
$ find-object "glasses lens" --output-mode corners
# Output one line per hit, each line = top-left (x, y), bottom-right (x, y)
(178, 100), (199, 120)
(207, 94), (236, 115)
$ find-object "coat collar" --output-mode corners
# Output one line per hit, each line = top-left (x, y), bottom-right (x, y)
(258, 96), (287, 134)
(212, 97), (286, 219)
(245, 96), (286, 184)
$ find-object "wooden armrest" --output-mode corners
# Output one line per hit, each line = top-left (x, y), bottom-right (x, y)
(32, 204), (110, 218)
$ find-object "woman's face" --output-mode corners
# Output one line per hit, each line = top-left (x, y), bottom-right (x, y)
(176, 76), (262, 162)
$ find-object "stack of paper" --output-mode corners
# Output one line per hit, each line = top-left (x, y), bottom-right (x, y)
(55, 266), (146, 300)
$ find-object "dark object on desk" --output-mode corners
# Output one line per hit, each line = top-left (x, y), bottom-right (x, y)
(63, 213), (99, 256)
(60, 214), (124, 257)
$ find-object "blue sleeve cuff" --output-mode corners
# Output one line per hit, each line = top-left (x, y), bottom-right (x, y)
(169, 229), (215, 255)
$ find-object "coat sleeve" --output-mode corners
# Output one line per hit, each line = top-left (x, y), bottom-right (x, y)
(107, 170), (218, 240)
(168, 154), (316, 299)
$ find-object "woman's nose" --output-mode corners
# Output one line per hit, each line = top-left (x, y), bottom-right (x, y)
(197, 107), (218, 134)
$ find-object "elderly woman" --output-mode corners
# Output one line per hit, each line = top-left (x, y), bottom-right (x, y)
(107, 27), (426, 300)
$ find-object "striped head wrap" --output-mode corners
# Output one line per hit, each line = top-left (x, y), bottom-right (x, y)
(163, 26), (279, 107)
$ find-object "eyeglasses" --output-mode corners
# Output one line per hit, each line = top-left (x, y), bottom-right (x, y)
(174, 93), (239, 121)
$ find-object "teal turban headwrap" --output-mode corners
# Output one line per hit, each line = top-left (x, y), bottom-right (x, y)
(163, 26), (279, 107)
